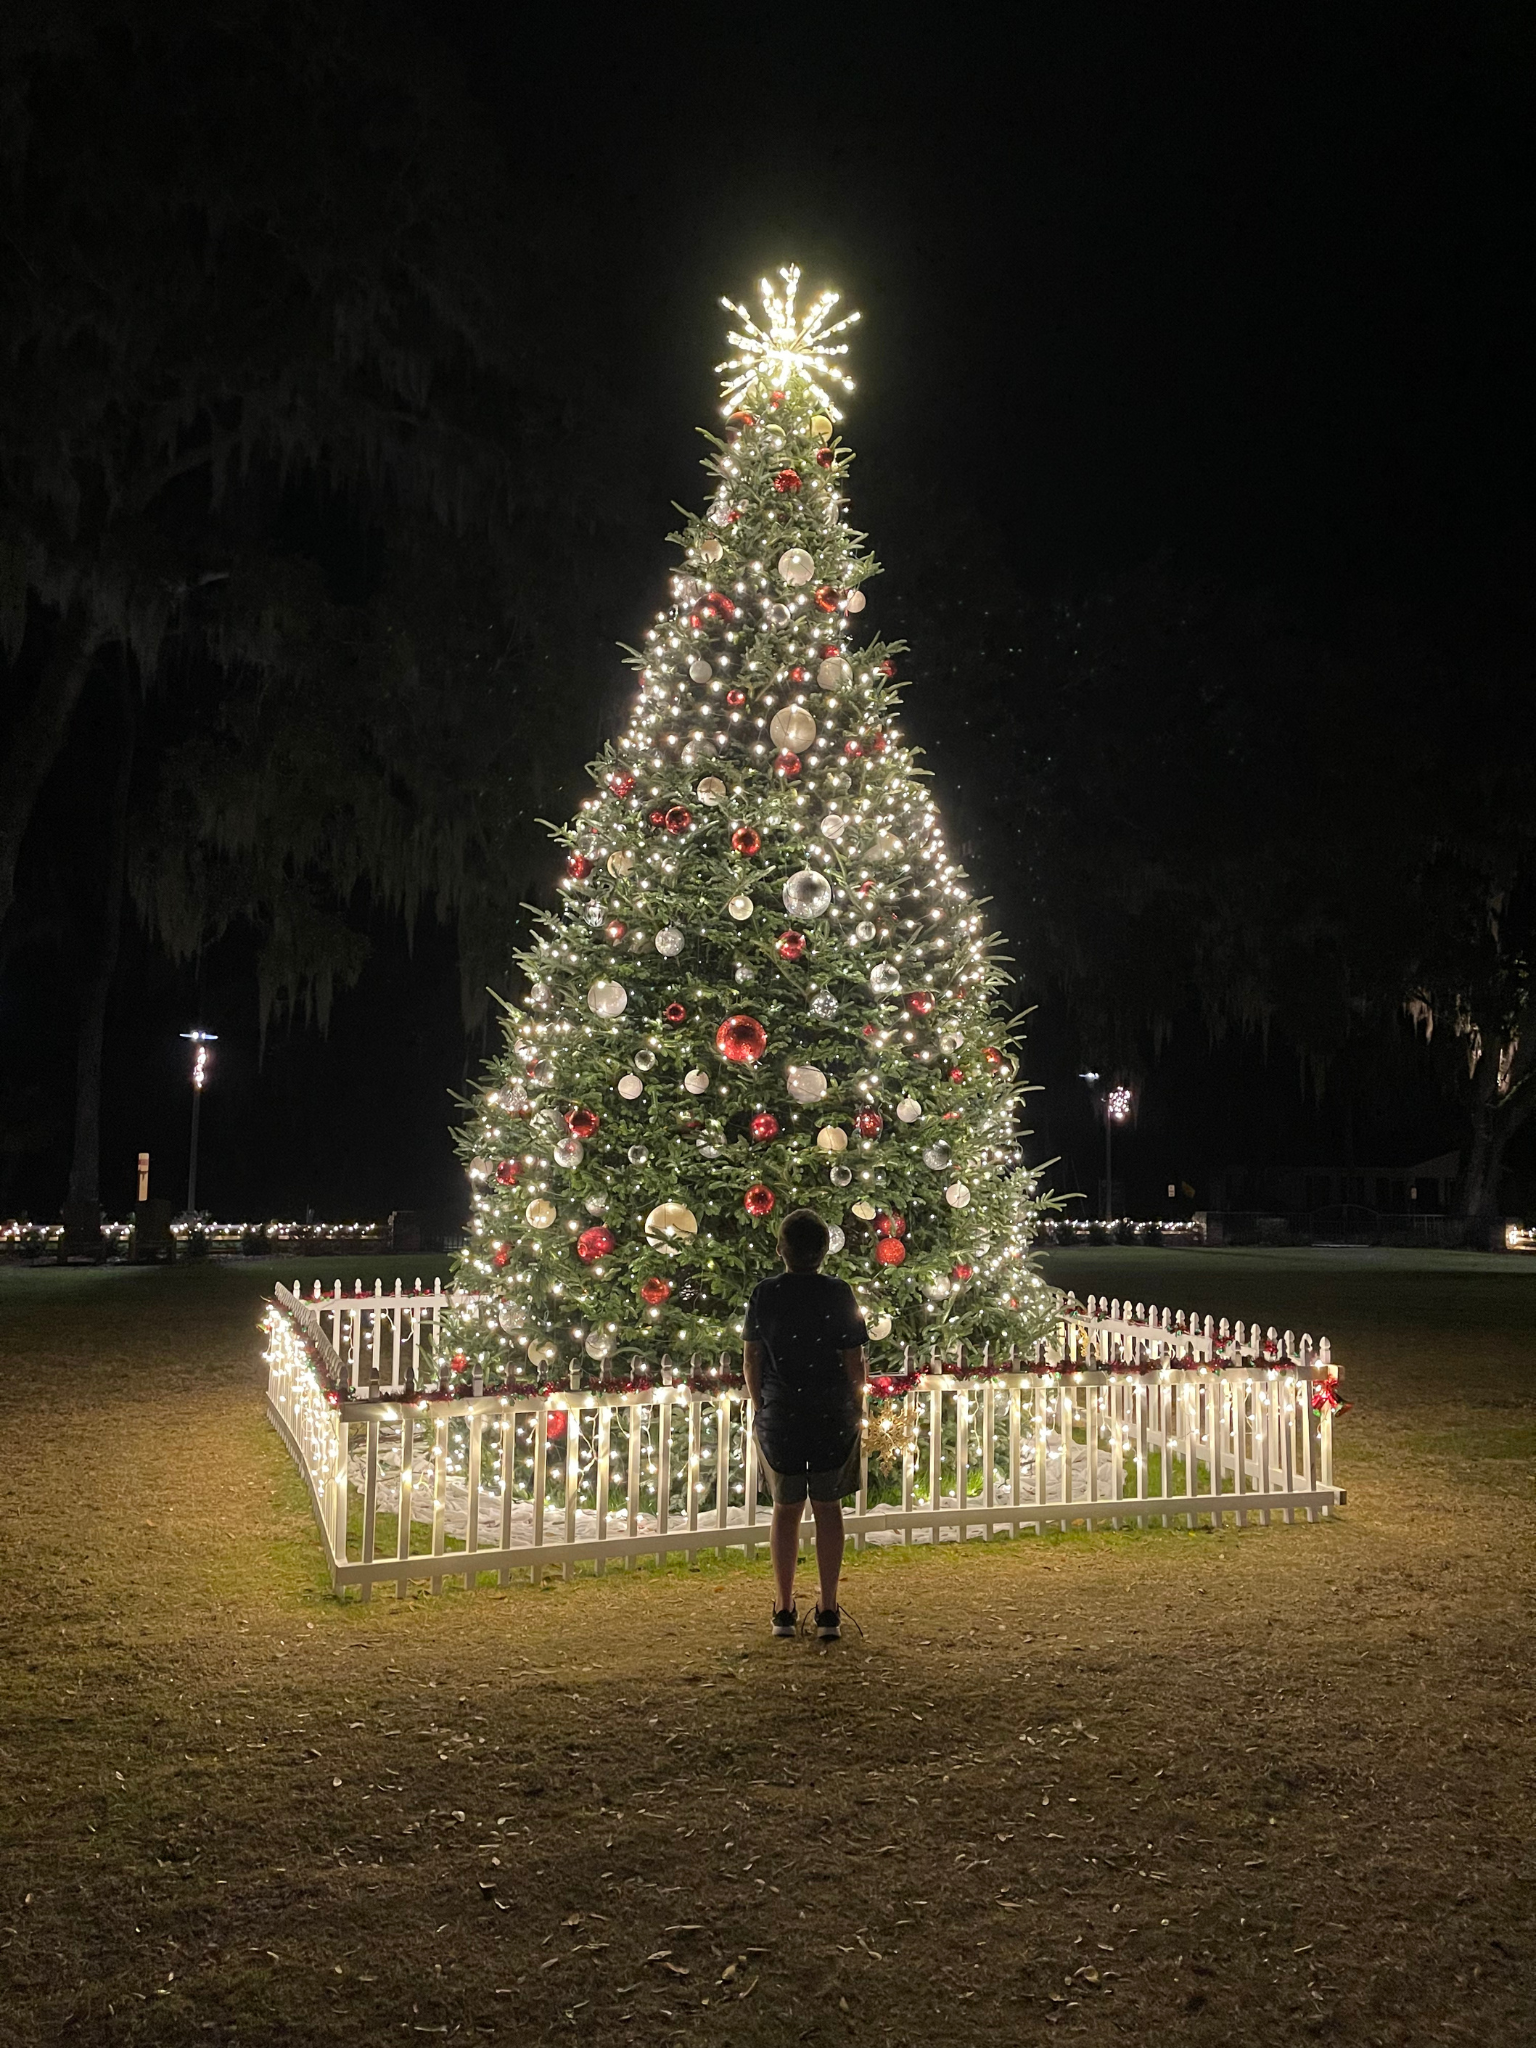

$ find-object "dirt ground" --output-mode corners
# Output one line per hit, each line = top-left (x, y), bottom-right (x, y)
(1, 1245), (1532, 2047)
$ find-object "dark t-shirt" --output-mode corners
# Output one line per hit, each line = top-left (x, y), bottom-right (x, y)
(744, 1270), (868, 1474)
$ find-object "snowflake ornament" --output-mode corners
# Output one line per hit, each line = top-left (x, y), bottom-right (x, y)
(718, 265), (860, 420)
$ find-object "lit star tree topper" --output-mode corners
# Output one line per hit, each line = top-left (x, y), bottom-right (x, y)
(717, 265), (860, 421)
(444, 273), (1055, 1388)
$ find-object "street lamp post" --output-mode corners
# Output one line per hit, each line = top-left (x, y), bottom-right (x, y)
(1080, 1072), (1134, 1220)
(1104, 1084), (1133, 1220)
(180, 1030), (217, 1217)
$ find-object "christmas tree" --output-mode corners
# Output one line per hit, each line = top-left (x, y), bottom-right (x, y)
(448, 269), (1054, 1388)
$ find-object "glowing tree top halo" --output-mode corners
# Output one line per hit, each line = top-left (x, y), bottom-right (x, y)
(717, 264), (860, 421)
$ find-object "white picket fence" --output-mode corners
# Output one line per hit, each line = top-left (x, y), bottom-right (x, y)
(265, 1282), (1345, 1598)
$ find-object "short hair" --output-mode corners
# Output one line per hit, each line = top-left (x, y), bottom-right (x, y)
(777, 1207), (830, 1271)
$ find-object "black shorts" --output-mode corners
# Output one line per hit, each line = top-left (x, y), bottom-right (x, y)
(757, 1433), (861, 1507)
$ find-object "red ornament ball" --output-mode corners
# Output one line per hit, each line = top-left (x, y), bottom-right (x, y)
(450, 1349), (469, 1375)
(566, 852), (592, 880)
(744, 1183), (776, 1217)
(715, 1013), (768, 1064)
(871, 730), (888, 753)
(773, 468), (802, 494)
(855, 1109), (884, 1138)
(605, 920), (627, 944)
(640, 1276), (672, 1306)
(565, 1106), (599, 1140)
(769, 389), (785, 408)
(952, 1261), (973, 1282)
(726, 687), (746, 707)
(664, 805), (693, 835)
(492, 1243), (511, 1269)
(844, 739), (864, 758)
(607, 771), (635, 798)
(545, 1408), (567, 1441)
(906, 991), (935, 1017)
(789, 664), (808, 683)
(875, 1210), (906, 1238)
(730, 410), (755, 427)
(815, 585), (840, 612)
(984, 1046), (1005, 1070)
(815, 448), (835, 469)
(662, 1001), (688, 1025)
(879, 658), (897, 678)
(576, 1225), (616, 1265)
(750, 1112), (781, 1142)
(647, 807), (668, 829)
(821, 643), (841, 659)
(775, 749), (802, 778)
(731, 825), (761, 857)
(949, 1066), (965, 1083)
(494, 1159), (520, 1187)
(875, 1237), (907, 1266)
(776, 929), (807, 961)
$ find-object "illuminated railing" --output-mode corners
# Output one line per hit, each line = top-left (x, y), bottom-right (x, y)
(264, 1286), (1345, 1599)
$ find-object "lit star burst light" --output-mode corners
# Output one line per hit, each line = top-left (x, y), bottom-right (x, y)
(717, 265), (860, 420)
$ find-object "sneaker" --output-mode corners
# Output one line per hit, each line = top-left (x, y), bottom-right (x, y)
(814, 1605), (841, 1641)
(771, 1605), (798, 1638)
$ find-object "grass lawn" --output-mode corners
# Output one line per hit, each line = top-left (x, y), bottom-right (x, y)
(1, 1246), (1532, 2046)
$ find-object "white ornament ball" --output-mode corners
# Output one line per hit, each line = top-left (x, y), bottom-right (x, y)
(617, 1074), (644, 1100)
(584, 1331), (616, 1360)
(587, 978), (627, 1018)
(644, 1201), (700, 1246)
(699, 534), (723, 563)
(852, 1200), (878, 1221)
(867, 1313), (892, 1342)
(854, 920), (876, 942)
(524, 1199), (556, 1230)
(769, 705), (817, 752)
(820, 813), (846, 842)
(696, 775), (726, 805)
(655, 925), (684, 957)
(816, 655), (851, 691)
(778, 547), (815, 586)
(727, 893), (753, 921)
(939, 1030), (964, 1054)
(816, 1125), (848, 1152)
(945, 1181), (972, 1209)
(633, 1049), (655, 1071)
(584, 1195), (609, 1215)
(872, 832), (904, 863)
(683, 1068), (711, 1095)
(896, 1098), (922, 1123)
(923, 1140), (954, 1171)
(607, 849), (635, 878)
(469, 1156), (494, 1179)
(845, 588), (867, 615)
(782, 869), (832, 920)
(689, 657), (713, 683)
(785, 1064), (828, 1105)
(870, 963), (902, 996)
(553, 1137), (584, 1168)
(827, 1225), (846, 1253)
(830, 1164), (852, 1187)
(497, 1301), (527, 1333)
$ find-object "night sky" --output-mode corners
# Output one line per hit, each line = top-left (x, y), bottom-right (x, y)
(3, 5), (1531, 1223)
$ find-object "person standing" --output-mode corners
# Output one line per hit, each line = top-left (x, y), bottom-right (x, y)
(742, 1208), (868, 1640)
